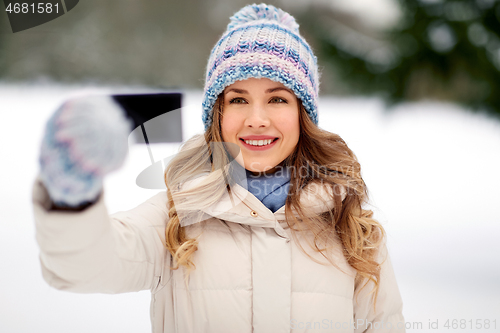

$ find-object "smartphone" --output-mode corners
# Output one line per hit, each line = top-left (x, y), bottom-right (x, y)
(112, 93), (183, 143)
(112, 93), (183, 189)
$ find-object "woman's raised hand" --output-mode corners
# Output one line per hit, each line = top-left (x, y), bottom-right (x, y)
(39, 95), (132, 208)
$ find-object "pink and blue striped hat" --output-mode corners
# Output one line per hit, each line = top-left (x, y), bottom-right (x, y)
(202, 3), (319, 130)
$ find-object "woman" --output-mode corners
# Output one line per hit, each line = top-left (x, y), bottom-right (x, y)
(33, 4), (405, 333)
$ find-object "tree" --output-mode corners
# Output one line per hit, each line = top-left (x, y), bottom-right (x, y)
(305, 0), (500, 116)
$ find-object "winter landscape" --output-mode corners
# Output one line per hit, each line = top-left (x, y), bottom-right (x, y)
(0, 83), (499, 332)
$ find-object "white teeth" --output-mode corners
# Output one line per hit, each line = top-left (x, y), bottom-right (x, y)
(244, 139), (274, 146)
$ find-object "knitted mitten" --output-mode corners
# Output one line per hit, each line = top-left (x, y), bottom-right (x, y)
(39, 95), (132, 207)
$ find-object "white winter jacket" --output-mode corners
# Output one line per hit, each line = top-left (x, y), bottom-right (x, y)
(32, 174), (405, 333)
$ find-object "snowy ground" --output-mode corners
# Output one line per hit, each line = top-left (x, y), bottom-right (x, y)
(1, 83), (499, 332)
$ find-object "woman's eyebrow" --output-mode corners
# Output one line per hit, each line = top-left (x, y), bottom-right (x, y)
(265, 87), (294, 94)
(225, 88), (248, 94)
(225, 87), (294, 95)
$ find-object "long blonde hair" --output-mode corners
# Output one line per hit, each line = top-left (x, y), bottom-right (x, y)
(164, 94), (385, 301)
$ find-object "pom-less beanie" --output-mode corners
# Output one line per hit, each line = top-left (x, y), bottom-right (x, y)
(202, 3), (319, 130)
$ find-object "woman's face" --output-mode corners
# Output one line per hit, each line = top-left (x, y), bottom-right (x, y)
(221, 78), (300, 173)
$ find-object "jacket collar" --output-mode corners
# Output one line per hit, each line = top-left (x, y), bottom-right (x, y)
(176, 172), (345, 228)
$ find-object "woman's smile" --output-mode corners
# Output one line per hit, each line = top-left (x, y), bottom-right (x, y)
(239, 135), (279, 150)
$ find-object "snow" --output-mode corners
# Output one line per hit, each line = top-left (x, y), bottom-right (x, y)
(0, 83), (499, 332)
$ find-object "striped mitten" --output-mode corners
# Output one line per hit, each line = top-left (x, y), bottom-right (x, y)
(39, 95), (132, 207)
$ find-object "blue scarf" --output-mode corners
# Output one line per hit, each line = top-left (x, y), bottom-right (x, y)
(234, 166), (291, 213)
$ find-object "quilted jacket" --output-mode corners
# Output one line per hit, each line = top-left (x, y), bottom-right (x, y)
(32, 175), (405, 333)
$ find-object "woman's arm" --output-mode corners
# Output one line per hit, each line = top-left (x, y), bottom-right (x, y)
(353, 244), (406, 333)
(32, 178), (171, 294)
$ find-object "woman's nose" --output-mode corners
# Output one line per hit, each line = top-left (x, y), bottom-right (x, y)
(244, 104), (270, 128)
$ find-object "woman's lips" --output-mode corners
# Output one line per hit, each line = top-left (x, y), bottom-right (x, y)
(239, 137), (278, 151)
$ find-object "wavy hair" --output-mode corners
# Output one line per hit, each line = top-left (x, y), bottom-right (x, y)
(164, 94), (385, 303)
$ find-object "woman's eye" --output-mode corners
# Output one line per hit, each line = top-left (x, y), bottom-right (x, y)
(229, 97), (247, 104)
(270, 97), (287, 104)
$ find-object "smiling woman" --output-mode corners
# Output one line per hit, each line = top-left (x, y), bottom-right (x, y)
(33, 3), (406, 333)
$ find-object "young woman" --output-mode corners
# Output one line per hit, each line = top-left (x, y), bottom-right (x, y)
(33, 4), (405, 333)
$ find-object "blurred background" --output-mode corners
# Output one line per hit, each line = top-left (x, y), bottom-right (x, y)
(1, 0), (499, 332)
(2, 0), (500, 114)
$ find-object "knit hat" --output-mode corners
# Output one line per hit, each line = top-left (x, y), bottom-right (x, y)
(202, 3), (319, 130)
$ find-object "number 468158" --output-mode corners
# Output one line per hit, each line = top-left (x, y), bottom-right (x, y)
(444, 319), (496, 330)
(5, 3), (59, 14)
